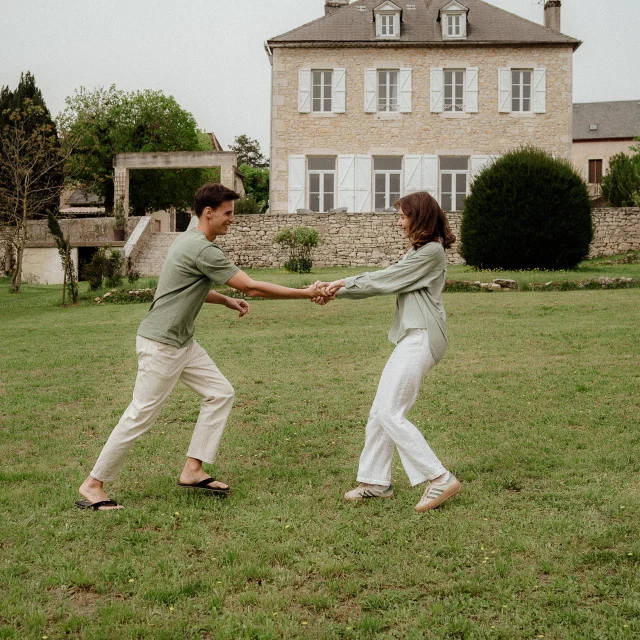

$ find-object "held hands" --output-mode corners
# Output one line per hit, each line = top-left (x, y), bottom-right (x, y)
(225, 297), (251, 317)
(308, 280), (345, 306)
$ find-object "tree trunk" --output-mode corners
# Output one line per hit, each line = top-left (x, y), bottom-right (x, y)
(62, 244), (68, 306)
(10, 235), (24, 293)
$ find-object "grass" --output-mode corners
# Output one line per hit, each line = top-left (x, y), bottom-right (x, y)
(0, 272), (639, 639)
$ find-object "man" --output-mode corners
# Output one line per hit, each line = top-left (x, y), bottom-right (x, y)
(77, 183), (324, 510)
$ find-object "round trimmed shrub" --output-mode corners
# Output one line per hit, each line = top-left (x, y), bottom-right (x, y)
(460, 147), (593, 270)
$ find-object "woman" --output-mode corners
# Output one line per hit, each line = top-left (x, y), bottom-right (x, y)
(318, 191), (461, 512)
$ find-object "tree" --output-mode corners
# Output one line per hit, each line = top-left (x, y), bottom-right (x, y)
(47, 211), (78, 305)
(229, 134), (268, 169)
(58, 87), (212, 214)
(0, 102), (74, 292)
(239, 163), (269, 212)
(600, 151), (640, 207)
(460, 147), (592, 270)
(0, 72), (63, 218)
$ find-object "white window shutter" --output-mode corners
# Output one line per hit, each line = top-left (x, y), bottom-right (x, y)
(533, 68), (546, 113)
(430, 68), (444, 113)
(337, 155), (356, 212)
(471, 155), (489, 182)
(298, 69), (311, 113)
(333, 69), (346, 113)
(404, 155), (423, 194)
(355, 155), (372, 212)
(288, 155), (306, 213)
(399, 68), (412, 113)
(466, 67), (478, 113)
(364, 69), (377, 113)
(498, 68), (512, 113)
(423, 155), (439, 202)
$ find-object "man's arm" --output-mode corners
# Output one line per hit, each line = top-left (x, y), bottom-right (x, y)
(226, 270), (321, 300)
(205, 290), (250, 317)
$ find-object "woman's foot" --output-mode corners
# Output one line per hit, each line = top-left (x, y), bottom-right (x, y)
(344, 483), (394, 501)
(415, 473), (461, 512)
(78, 476), (124, 510)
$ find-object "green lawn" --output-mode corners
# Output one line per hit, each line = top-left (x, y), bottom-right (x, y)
(1, 276), (639, 639)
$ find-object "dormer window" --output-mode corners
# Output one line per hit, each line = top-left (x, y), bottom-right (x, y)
(440, 1), (468, 40)
(374, 1), (402, 39)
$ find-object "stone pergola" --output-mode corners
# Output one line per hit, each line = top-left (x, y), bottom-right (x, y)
(113, 151), (243, 216)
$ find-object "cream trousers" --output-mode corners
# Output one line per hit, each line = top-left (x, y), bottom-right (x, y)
(357, 329), (447, 487)
(91, 336), (234, 482)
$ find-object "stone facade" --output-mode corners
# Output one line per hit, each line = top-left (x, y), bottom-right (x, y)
(590, 207), (640, 257)
(25, 216), (142, 248)
(270, 45), (574, 214)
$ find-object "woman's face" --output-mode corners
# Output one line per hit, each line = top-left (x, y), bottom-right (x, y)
(397, 208), (411, 238)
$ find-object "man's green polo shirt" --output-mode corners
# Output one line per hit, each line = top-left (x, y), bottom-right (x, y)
(137, 229), (239, 348)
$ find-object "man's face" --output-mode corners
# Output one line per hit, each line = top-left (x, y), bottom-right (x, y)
(205, 200), (235, 236)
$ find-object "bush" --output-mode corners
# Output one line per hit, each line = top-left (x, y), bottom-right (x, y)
(82, 248), (124, 289)
(104, 250), (124, 287)
(274, 226), (321, 274)
(459, 147), (593, 270)
(600, 152), (640, 207)
(234, 195), (263, 215)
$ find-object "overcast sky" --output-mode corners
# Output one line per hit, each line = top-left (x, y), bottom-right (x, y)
(1, 0), (638, 152)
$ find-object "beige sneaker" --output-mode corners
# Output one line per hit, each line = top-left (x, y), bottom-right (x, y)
(344, 483), (394, 501)
(415, 473), (461, 512)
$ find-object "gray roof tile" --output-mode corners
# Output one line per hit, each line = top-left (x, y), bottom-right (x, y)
(573, 101), (640, 140)
(268, 0), (580, 47)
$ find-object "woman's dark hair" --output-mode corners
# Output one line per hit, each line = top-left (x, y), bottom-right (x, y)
(194, 183), (240, 217)
(395, 191), (457, 249)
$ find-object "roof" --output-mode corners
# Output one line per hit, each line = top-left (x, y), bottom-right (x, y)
(573, 101), (640, 141)
(267, 0), (580, 48)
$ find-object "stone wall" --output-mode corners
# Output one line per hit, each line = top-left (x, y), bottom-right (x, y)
(590, 207), (640, 257)
(25, 216), (142, 248)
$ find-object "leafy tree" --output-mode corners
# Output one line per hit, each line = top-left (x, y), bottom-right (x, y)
(0, 72), (63, 218)
(460, 147), (592, 270)
(0, 101), (74, 292)
(600, 151), (640, 207)
(239, 163), (269, 212)
(59, 86), (212, 214)
(47, 211), (78, 305)
(229, 134), (268, 169)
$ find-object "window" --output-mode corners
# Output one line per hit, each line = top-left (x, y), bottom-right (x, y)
(374, 157), (402, 211)
(378, 70), (399, 112)
(374, 3), (401, 39)
(312, 71), (332, 113)
(380, 14), (396, 36)
(444, 70), (465, 112)
(588, 159), (603, 185)
(308, 157), (336, 213)
(440, 157), (468, 211)
(512, 70), (532, 112)
(447, 14), (461, 36)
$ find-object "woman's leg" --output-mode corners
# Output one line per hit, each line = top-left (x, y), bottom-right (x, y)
(374, 330), (447, 487)
(356, 395), (396, 486)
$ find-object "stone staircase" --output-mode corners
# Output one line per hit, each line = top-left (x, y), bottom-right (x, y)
(134, 232), (181, 276)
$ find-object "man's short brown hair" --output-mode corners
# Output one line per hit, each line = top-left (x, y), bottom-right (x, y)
(194, 184), (240, 217)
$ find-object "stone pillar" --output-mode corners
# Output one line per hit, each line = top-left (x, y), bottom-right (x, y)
(220, 163), (235, 191)
(113, 167), (130, 217)
(169, 206), (176, 232)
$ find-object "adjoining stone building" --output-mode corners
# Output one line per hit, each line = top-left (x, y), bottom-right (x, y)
(572, 100), (640, 197)
(265, 0), (580, 215)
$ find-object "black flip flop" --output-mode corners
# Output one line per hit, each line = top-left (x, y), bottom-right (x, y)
(75, 499), (122, 510)
(177, 477), (230, 495)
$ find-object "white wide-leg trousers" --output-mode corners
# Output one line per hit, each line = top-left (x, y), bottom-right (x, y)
(91, 336), (234, 482)
(357, 329), (447, 487)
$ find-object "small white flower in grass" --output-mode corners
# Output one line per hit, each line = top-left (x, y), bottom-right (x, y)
(628, 553), (633, 556)
(302, 621), (308, 626)
(174, 512), (179, 516)
(285, 525), (290, 529)
(169, 606), (174, 611)
(128, 579), (135, 583)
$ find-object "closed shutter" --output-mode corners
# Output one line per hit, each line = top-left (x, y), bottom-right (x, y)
(364, 69), (377, 113)
(288, 155), (306, 213)
(430, 68), (444, 113)
(533, 68), (546, 113)
(298, 69), (311, 113)
(466, 67), (479, 113)
(423, 155), (439, 202)
(399, 68), (413, 113)
(471, 155), (489, 182)
(404, 155), (423, 194)
(333, 68), (346, 113)
(355, 155), (372, 212)
(498, 68), (511, 113)
(337, 155), (356, 212)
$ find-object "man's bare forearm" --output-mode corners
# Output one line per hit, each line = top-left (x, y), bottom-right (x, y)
(205, 290), (230, 305)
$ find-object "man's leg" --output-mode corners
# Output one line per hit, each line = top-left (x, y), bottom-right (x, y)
(79, 337), (186, 507)
(176, 341), (235, 489)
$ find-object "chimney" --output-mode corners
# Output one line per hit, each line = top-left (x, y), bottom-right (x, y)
(544, 0), (561, 32)
(325, 0), (349, 17)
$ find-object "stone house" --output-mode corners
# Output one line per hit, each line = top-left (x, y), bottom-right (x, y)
(572, 100), (640, 197)
(265, 0), (580, 215)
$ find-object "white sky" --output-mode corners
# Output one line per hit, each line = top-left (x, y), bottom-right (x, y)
(1, 0), (639, 152)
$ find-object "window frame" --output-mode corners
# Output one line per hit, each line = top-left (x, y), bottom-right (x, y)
(588, 158), (603, 185)
(444, 69), (466, 113)
(511, 69), (533, 113)
(375, 11), (400, 39)
(439, 157), (469, 212)
(311, 70), (333, 113)
(373, 157), (403, 212)
(442, 10), (467, 39)
(377, 69), (399, 112)
(307, 157), (337, 213)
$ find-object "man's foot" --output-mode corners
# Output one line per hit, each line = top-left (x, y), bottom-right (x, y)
(178, 472), (229, 492)
(415, 473), (461, 512)
(344, 483), (394, 501)
(78, 476), (124, 510)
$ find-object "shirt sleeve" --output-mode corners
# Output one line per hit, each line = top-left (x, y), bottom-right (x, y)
(196, 246), (240, 285)
(335, 244), (443, 300)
